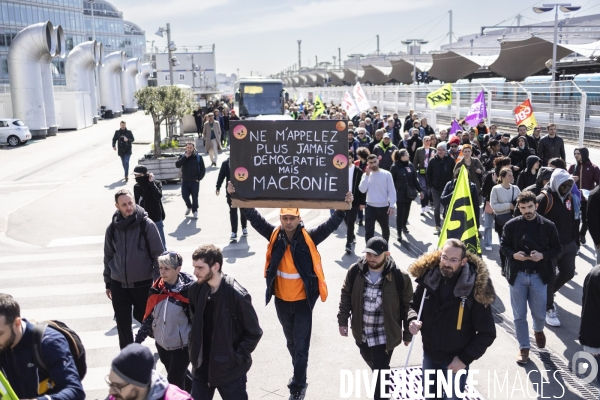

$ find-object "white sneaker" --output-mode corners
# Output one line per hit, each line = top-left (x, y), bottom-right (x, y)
(420, 207), (426, 215)
(193, 211), (198, 219)
(230, 232), (237, 241)
(185, 208), (191, 216)
(485, 246), (493, 251)
(242, 228), (248, 236)
(546, 305), (561, 327)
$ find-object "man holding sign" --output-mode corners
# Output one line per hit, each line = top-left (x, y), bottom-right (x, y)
(227, 182), (351, 400)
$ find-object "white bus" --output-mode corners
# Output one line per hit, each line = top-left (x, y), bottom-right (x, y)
(234, 77), (290, 119)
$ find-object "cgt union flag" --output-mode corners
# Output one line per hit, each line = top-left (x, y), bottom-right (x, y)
(437, 165), (480, 254)
(514, 99), (538, 135)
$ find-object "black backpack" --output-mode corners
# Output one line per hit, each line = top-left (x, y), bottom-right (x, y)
(32, 320), (87, 380)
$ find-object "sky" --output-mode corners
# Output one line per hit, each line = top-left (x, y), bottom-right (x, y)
(116, 0), (600, 77)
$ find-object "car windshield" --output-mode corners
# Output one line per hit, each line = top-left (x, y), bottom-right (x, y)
(239, 83), (282, 117)
(12, 120), (25, 126)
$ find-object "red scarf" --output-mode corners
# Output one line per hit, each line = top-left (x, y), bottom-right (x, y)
(143, 279), (189, 320)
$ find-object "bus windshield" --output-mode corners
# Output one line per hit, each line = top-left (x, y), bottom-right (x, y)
(239, 82), (283, 117)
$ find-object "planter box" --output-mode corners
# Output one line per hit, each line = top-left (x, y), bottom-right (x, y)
(139, 156), (181, 182)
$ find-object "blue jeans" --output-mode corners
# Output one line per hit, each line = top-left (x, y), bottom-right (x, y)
(155, 220), (166, 250)
(422, 352), (469, 400)
(181, 181), (199, 212)
(274, 298), (312, 391)
(482, 211), (494, 247)
(191, 370), (247, 400)
(510, 271), (547, 349)
(120, 153), (131, 177)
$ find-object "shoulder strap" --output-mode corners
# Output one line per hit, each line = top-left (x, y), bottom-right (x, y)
(224, 276), (238, 321)
(139, 218), (152, 260)
(32, 323), (49, 373)
(540, 189), (554, 214)
(393, 268), (404, 295)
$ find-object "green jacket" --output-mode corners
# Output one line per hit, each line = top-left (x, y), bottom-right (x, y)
(337, 257), (416, 352)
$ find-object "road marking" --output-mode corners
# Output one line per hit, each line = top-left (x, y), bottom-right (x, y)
(0, 282), (105, 297)
(0, 250), (102, 264)
(22, 303), (114, 320)
(0, 265), (101, 279)
(0, 181), (68, 188)
(47, 235), (105, 247)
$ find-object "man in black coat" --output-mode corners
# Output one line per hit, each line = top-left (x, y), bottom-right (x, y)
(189, 244), (262, 399)
(426, 143), (456, 234)
(509, 125), (537, 152)
(133, 165), (166, 249)
(346, 152), (366, 253)
(216, 158), (247, 241)
(537, 123), (566, 166)
(192, 106), (203, 136)
(112, 120), (135, 181)
(579, 264), (600, 385)
(501, 191), (561, 364)
(409, 239), (496, 399)
(175, 142), (206, 220)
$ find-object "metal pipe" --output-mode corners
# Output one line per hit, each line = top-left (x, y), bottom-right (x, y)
(8, 21), (56, 139)
(99, 51), (125, 117)
(166, 23), (174, 86)
(121, 57), (140, 112)
(65, 41), (97, 101)
(136, 62), (152, 91)
(298, 40), (302, 70)
(41, 25), (63, 136)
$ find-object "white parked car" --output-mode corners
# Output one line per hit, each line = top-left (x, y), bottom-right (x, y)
(0, 118), (32, 146)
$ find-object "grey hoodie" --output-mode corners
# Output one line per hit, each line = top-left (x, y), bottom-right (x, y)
(549, 169), (573, 203)
(103, 205), (164, 288)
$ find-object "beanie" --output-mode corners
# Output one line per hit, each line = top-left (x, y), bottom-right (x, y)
(111, 343), (154, 387)
(448, 135), (460, 146)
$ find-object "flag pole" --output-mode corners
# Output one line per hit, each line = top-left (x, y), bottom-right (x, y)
(403, 287), (427, 370)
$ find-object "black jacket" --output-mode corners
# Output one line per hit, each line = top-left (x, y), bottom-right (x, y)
(516, 156), (541, 191)
(480, 151), (501, 172)
(537, 135), (566, 165)
(500, 215), (561, 285)
(509, 146), (534, 177)
(241, 208), (345, 309)
(509, 134), (537, 152)
(537, 187), (577, 246)
(216, 158), (231, 192)
(580, 265), (600, 348)
(350, 166), (366, 208)
(112, 129), (134, 156)
(408, 250), (496, 365)
(175, 151), (206, 182)
(587, 185), (600, 245)
(390, 161), (422, 203)
(427, 155), (456, 192)
(134, 179), (165, 223)
(188, 276), (263, 387)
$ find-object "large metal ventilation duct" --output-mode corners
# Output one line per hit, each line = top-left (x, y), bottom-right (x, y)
(89, 42), (104, 122)
(136, 62), (152, 91)
(99, 51), (126, 117)
(41, 25), (64, 136)
(121, 57), (141, 113)
(66, 40), (98, 122)
(8, 21), (56, 139)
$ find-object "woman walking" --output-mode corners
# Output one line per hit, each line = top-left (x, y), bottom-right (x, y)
(453, 144), (484, 195)
(390, 149), (423, 243)
(490, 168), (521, 270)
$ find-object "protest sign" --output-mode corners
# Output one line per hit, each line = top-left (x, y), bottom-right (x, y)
(229, 120), (351, 209)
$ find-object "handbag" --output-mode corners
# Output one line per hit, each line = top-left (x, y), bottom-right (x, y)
(407, 185), (418, 200)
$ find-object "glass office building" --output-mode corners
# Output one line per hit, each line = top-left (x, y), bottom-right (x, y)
(0, 0), (146, 85)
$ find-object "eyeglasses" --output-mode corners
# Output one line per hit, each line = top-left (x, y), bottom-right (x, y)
(105, 375), (131, 393)
(440, 255), (462, 264)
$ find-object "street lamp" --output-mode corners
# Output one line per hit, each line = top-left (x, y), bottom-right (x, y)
(533, 3), (580, 122)
(156, 23), (177, 85)
(401, 39), (428, 111)
(347, 54), (365, 83)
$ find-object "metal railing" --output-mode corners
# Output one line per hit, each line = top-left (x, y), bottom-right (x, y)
(288, 81), (600, 147)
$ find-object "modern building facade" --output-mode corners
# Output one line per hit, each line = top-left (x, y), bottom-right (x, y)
(0, 0), (146, 85)
(155, 50), (216, 90)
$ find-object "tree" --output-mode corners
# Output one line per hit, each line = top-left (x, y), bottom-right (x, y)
(134, 86), (195, 157)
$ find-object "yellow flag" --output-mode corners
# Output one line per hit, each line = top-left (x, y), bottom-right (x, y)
(311, 95), (325, 120)
(437, 165), (480, 254)
(0, 371), (19, 400)
(426, 83), (453, 108)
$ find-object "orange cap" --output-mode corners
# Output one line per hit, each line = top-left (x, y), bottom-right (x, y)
(280, 208), (300, 216)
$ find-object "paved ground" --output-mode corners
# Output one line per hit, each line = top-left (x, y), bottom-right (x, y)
(0, 113), (599, 399)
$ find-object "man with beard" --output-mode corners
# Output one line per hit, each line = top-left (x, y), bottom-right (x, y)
(188, 244), (263, 399)
(408, 239), (496, 399)
(501, 191), (561, 364)
(107, 343), (192, 400)
(338, 237), (416, 400)
(0, 294), (85, 400)
(133, 165), (166, 249)
(104, 189), (164, 349)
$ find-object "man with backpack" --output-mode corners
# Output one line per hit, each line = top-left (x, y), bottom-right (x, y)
(104, 189), (165, 349)
(175, 142), (206, 220)
(0, 293), (85, 400)
(112, 120), (135, 182)
(337, 237), (415, 400)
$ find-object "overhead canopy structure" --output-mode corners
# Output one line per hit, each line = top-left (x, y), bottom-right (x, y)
(489, 37), (572, 81)
(304, 74), (318, 86)
(560, 40), (600, 60)
(343, 68), (364, 84)
(362, 64), (392, 85)
(291, 76), (299, 86)
(389, 59), (432, 84)
(297, 75), (307, 85)
(328, 70), (345, 86)
(313, 72), (326, 86)
(428, 52), (497, 82)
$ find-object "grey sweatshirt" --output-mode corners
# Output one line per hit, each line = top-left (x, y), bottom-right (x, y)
(490, 184), (520, 215)
(358, 169), (397, 207)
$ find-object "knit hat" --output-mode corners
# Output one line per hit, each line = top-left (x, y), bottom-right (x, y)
(448, 135), (460, 146)
(133, 165), (148, 174)
(437, 141), (448, 151)
(111, 344), (154, 388)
